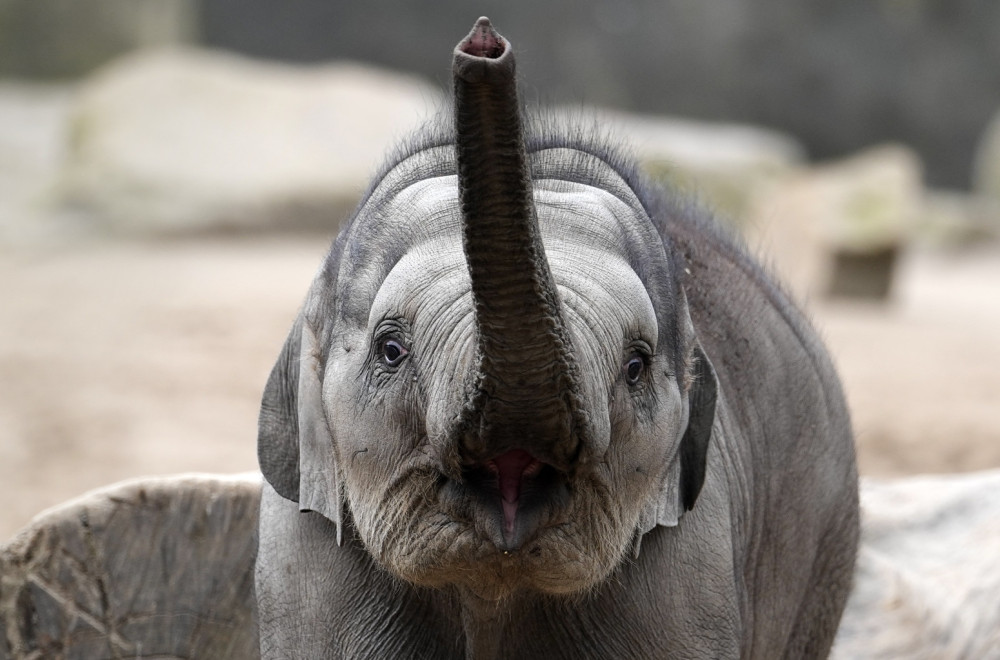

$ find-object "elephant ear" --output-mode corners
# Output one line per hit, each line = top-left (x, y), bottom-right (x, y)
(637, 342), (718, 544)
(257, 309), (344, 544)
(677, 344), (717, 513)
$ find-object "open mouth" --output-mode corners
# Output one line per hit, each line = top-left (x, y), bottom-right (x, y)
(461, 448), (565, 551)
(487, 449), (543, 536)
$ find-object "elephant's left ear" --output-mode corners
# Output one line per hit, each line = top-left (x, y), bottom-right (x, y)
(638, 343), (718, 540)
(258, 309), (344, 544)
(677, 344), (717, 513)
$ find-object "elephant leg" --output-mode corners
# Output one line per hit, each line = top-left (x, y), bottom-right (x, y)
(780, 507), (860, 659)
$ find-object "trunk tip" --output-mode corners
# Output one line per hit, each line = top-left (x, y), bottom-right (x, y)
(459, 17), (505, 59)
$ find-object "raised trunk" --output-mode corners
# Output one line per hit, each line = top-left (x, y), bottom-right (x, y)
(452, 17), (587, 470)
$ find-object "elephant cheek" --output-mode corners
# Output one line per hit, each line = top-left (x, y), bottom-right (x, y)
(613, 387), (684, 504)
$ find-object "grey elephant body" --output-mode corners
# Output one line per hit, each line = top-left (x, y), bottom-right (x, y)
(256, 19), (858, 660)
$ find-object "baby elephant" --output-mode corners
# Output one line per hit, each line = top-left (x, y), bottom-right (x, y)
(255, 17), (859, 659)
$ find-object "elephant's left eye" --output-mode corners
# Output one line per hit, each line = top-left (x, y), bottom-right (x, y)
(381, 339), (409, 367)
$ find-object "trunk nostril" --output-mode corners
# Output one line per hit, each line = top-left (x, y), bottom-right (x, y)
(458, 17), (505, 59)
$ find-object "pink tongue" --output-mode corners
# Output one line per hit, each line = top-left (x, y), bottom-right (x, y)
(491, 449), (537, 535)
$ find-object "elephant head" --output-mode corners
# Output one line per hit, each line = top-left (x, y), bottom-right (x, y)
(257, 17), (717, 600)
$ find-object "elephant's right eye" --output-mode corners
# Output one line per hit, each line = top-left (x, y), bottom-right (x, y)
(381, 339), (409, 367)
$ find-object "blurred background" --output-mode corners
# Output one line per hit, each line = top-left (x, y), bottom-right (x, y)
(2, 0), (999, 541)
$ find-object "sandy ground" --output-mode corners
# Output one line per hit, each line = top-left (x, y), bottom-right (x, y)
(819, 246), (1000, 476)
(2, 236), (999, 542)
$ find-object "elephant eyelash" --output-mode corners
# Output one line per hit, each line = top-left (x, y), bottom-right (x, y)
(624, 340), (654, 362)
(626, 336), (654, 353)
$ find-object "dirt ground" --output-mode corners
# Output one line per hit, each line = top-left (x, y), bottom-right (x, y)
(2, 236), (999, 542)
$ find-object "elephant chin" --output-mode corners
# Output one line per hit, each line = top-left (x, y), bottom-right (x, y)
(348, 464), (636, 599)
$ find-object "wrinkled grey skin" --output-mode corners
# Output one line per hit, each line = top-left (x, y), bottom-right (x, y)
(255, 18), (859, 660)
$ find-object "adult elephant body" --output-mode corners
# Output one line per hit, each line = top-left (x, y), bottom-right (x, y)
(255, 18), (859, 659)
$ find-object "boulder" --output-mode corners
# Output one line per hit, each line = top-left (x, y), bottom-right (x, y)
(973, 108), (1000, 217)
(59, 48), (442, 234)
(747, 144), (923, 301)
(919, 189), (1000, 246)
(59, 53), (805, 237)
(832, 469), (1000, 659)
(588, 108), (805, 222)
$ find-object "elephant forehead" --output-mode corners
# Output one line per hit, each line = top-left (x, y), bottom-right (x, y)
(549, 245), (658, 351)
(534, 180), (659, 348)
(533, 178), (659, 262)
(361, 173), (646, 255)
(351, 167), (651, 277)
(368, 237), (471, 326)
(355, 172), (657, 341)
(369, 231), (655, 367)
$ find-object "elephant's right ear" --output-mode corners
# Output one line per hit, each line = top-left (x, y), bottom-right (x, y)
(257, 315), (303, 502)
(257, 313), (344, 543)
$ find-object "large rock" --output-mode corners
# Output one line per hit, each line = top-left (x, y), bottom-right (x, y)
(59, 50), (804, 236)
(973, 108), (1000, 214)
(832, 469), (1000, 659)
(4, 470), (1000, 657)
(920, 189), (1000, 246)
(60, 48), (442, 234)
(591, 108), (805, 221)
(747, 144), (923, 301)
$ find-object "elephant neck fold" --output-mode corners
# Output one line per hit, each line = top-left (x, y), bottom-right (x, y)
(456, 587), (514, 660)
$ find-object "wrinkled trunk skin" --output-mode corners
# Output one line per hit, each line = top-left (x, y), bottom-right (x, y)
(452, 18), (587, 471)
(450, 19), (600, 655)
